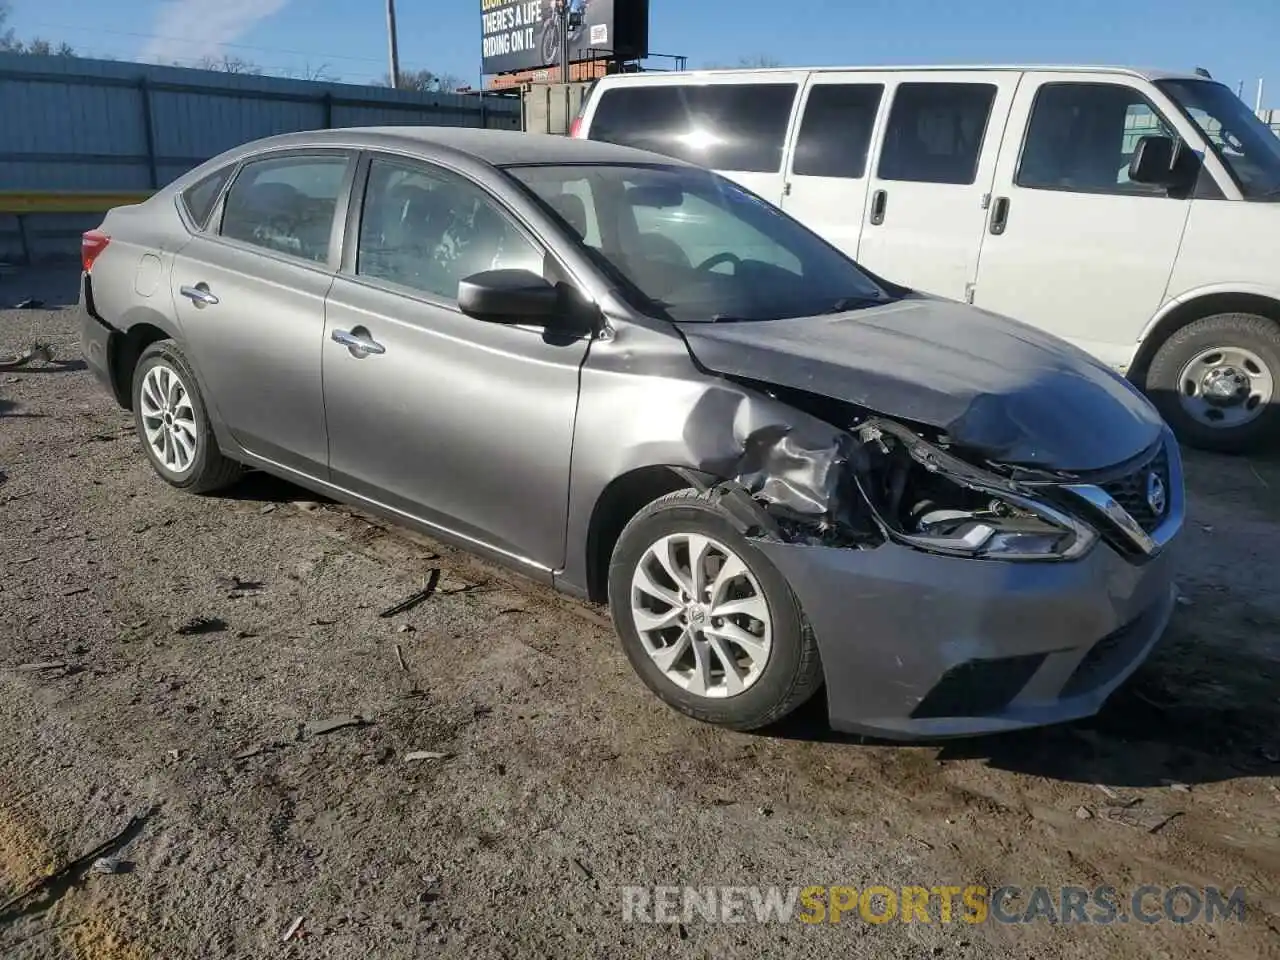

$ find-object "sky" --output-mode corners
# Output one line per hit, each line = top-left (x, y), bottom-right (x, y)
(5, 0), (1278, 99)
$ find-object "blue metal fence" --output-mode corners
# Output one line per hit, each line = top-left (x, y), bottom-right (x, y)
(0, 53), (521, 262)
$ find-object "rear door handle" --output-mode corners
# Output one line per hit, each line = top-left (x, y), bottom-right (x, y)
(331, 328), (385, 356)
(989, 196), (1010, 235)
(179, 285), (219, 306)
(869, 189), (888, 226)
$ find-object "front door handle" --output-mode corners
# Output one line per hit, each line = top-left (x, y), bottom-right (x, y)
(989, 196), (1011, 235)
(331, 328), (386, 356)
(179, 284), (219, 306)
(869, 189), (888, 226)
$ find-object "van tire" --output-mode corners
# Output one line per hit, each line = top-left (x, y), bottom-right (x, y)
(1145, 312), (1280, 454)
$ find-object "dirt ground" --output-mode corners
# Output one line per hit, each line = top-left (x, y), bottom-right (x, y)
(1, 266), (1278, 960)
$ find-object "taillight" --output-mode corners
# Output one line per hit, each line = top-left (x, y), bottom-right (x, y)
(568, 116), (583, 138)
(82, 230), (110, 273)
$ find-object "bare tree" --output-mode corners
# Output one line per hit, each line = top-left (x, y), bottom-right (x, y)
(378, 69), (461, 93)
(0, 2), (75, 55)
(192, 54), (262, 74)
(288, 61), (339, 83)
(704, 54), (782, 69)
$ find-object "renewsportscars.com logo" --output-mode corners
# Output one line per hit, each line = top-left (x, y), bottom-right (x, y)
(621, 885), (1247, 926)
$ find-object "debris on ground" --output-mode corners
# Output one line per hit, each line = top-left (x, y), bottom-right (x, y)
(0, 342), (53, 369)
(13, 298), (45, 309)
(379, 569), (441, 618)
(281, 916), (305, 942)
(395, 645), (410, 673)
(92, 856), (129, 875)
(405, 750), (450, 763)
(303, 715), (371, 737)
(232, 745), (265, 761)
(175, 616), (228, 636)
(397, 623), (415, 634)
(1075, 806), (1093, 820)
(12, 660), (69, 672)
(1162, 780), (1191, 793)
(1099, 802), (1180, 833)
(0, 808), (153, 921)
(569, 858), (594, 883)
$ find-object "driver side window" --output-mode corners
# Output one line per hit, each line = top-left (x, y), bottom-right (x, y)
(626, 185), (802, 275)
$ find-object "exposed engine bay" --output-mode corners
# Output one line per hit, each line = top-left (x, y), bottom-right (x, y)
(721, 386), (1096, 564)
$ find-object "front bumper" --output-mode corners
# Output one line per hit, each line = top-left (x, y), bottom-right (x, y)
(756, 500), (1180, 741)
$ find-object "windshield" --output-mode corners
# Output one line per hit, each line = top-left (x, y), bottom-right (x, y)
(1157, 79), (1280, 200)
(504, 163), (888, 322)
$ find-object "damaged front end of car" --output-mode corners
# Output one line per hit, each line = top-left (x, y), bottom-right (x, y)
(708, 390), (1104, 567)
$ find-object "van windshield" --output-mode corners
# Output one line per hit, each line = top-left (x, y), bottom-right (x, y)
(504, 163), (889, 322)
(1157, 79), (1280, 200)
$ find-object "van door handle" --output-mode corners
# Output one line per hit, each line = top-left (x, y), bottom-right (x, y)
(989, 196), (1010, 235)
(331, 328), (385, 356)
(869, 189), (888, 226)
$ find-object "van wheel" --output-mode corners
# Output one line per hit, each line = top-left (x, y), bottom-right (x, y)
(607, 489), (823, 731)
(1145, 312), (1280, 454)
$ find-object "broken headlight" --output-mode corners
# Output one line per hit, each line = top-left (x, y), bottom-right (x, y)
(855, 420), (1097, 562)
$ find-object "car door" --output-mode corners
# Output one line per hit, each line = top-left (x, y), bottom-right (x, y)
(171, 149), (354, 475)
(322, 154), (590, 573)
(855, 72), (1020, 300)
(971, 75), (1194, 368)
(780, 75), (888, 259)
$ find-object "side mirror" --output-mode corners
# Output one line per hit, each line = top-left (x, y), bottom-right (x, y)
(1128, 135), (1177, 185)
(457, 269), (560, 325)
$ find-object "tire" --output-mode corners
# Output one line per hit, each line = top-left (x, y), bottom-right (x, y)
(607, 489), (823, 731)
(131, 341), (241, 493)
(1145, 312), (1280, 454)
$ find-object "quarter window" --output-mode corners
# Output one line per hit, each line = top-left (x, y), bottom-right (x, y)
(588, 83), (799, 173)
(181, 167), (232, 229)
(356, 158), (544, 301)
(1017, 83), (1178, 194)
(219, 155), (349, 262)
(877, 82), (997, 185)
(792, 84), (884, 179)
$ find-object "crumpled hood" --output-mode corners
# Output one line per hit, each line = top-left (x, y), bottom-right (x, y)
(677, 296), (1165, 472)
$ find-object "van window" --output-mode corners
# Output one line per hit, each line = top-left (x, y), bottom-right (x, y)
(792, 84), (884, 179)
(588, 83), (799, 173)
(1017, 83), (1178, 195)
(877, 83), (997, 185)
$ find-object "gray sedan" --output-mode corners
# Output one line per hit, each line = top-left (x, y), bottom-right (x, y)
(78, 128), (1183, 738)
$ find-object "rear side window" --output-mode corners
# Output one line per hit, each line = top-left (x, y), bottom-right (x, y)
(219, 154), (349, 263)
(792, 83), (884, 179)
(588, 83), (798, 173)
(180, 167), (232, 229)
(877, 82), (997, 185)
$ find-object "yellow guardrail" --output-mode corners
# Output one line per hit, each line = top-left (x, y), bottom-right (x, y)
(0, 191), (154, 214)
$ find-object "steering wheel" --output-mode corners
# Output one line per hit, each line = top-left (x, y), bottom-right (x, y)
(694, 252), (741, 274)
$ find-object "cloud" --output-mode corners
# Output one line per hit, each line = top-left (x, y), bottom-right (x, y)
(139, 0), (291, 63)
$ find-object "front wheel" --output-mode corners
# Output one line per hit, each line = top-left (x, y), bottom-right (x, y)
(1145, 312), (1280, 454)
(608, 489), (823, 731)
(539, 22), (561, 66)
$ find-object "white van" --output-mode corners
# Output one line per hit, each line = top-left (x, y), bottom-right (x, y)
(571, 65), (1280, 452)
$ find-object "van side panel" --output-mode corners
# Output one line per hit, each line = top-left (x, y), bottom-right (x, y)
(1163, 199), (1280, 319)
(970, 73), (1198, 368)
(853, 71), (1021, 300)
(779, 74), (888, 260)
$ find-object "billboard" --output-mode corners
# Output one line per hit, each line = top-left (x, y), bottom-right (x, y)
(481, 0), (649, 76)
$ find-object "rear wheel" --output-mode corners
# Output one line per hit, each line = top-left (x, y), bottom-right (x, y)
(132, 341), (241, 493)
(608, 489), (823, 731)
(1145, 312), (1280, 454)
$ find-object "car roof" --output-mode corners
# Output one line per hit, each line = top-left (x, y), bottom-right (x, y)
(594, 64), (1206, 83)
(222, 127), (689, 169)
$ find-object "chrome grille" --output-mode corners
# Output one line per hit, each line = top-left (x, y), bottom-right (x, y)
(1099, 446), (1170, 534)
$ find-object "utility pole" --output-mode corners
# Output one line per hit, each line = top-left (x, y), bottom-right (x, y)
(559, 1), (570, 84)
(1256, 78), (1265, 114)
(386, 0), (401, 89)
